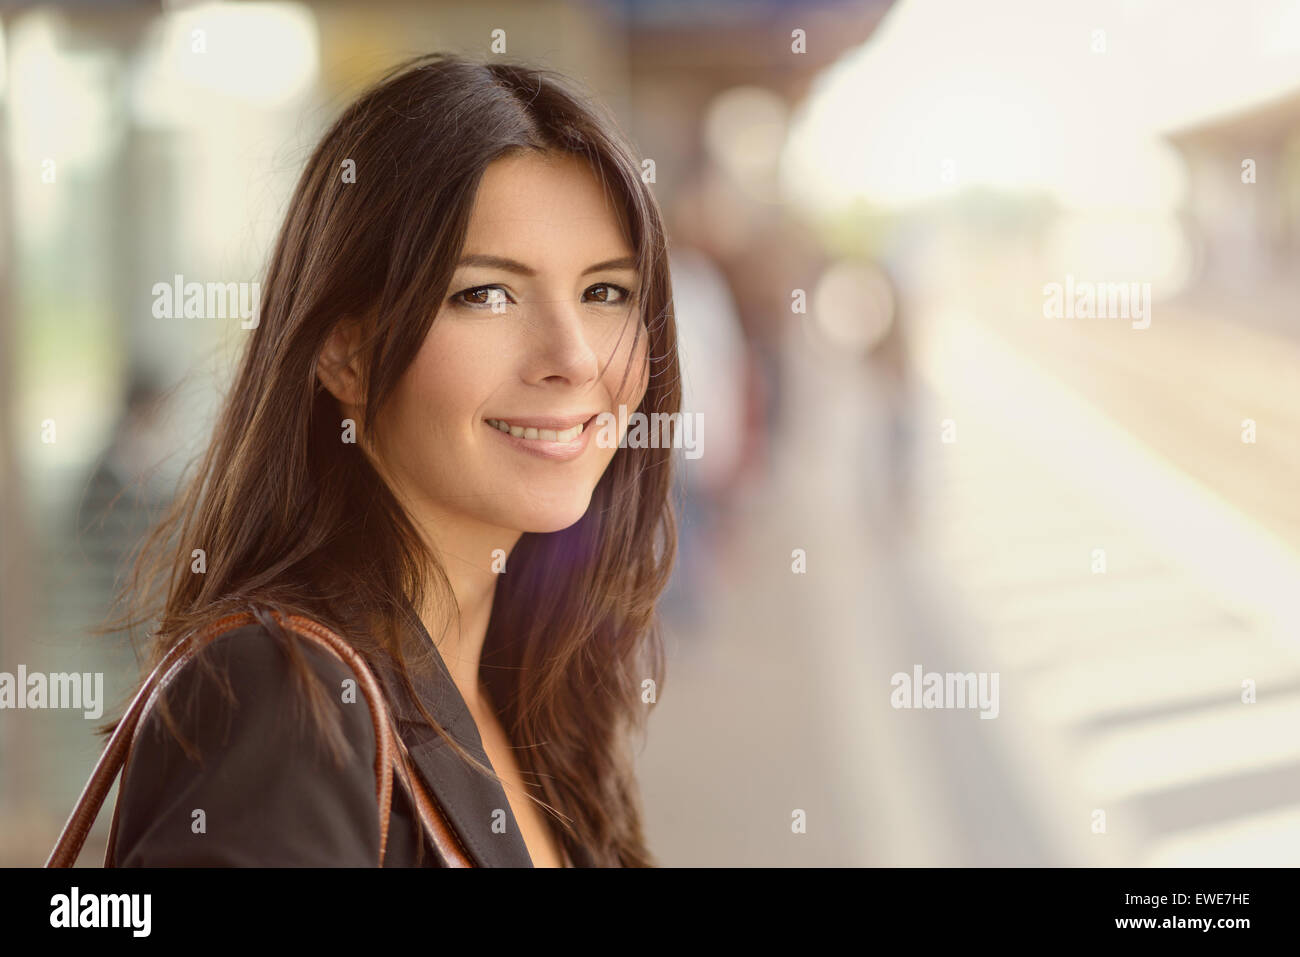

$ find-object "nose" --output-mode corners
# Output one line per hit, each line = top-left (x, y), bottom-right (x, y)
(521, 296), (606, 389)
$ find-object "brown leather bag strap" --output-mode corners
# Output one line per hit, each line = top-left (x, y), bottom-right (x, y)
(389, 724), (475, 867)
(281, 615), (473, 867)
(45, 613), (263, 867)
(45, 611), (471, 868)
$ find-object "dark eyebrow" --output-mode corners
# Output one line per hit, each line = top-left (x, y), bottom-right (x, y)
(455, 254), (638, 277)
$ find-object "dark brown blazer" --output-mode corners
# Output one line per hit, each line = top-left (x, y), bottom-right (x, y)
(108, 612), (590, 867)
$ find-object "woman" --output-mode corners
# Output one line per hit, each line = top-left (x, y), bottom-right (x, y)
(100, 52), (679, 867)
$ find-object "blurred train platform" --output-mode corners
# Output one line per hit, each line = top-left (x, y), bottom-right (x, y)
(638, 270), (1300, 866)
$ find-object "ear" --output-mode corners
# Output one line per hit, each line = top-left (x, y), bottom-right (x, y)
(316, 319), (366, 407)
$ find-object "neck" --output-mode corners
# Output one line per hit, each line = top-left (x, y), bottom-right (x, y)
(411, 508), (521, 715)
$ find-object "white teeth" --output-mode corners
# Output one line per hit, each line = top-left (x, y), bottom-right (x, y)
(487, 419), (585, 442)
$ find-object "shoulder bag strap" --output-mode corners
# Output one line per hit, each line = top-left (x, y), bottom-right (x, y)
(278, 614), (474, 868)
(45, 611), (473, 868)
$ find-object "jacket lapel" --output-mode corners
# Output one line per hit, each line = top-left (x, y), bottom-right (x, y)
(367, 607), (535, 868)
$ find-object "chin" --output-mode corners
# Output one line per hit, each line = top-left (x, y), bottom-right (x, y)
(502, 493), (595, 535)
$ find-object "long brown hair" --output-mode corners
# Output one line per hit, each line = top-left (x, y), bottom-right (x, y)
(103, 52), (680, 868)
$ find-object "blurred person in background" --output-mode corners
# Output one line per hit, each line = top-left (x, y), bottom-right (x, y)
(660, 232), (749, 628)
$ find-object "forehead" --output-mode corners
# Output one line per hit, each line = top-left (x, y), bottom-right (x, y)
(461, 152), (633, 263)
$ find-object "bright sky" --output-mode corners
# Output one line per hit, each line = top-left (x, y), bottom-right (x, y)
(782, 0), (1300, 212)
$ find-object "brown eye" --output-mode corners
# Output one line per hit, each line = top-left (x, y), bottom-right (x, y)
(453, 285), (511, 310)
(585, 283), (629, 304)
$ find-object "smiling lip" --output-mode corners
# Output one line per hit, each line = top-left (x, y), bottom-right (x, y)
(483, 413), (598, 462)
(485, 413), (596, 431)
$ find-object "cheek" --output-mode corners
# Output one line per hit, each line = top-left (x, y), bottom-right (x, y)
(380, 330), (487, 463)
(410, 325), (496, 421)
(591, 329), (651, 460)
(605, 321), (652, 411)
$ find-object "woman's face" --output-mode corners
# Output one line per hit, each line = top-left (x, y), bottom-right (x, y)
(373, 151), (649, 539)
